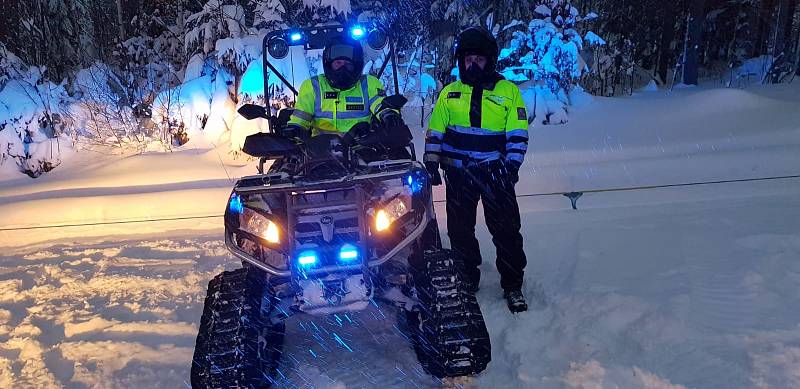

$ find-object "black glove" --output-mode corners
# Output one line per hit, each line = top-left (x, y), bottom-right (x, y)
(425, 161), (442, 186)
(378, 109), (405, 130)
(282, 124), (310, 142)
(342, 121), (372, 147)
(506, 160), (522, 184)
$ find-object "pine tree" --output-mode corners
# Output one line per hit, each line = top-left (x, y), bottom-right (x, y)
(14, 0), (97, 81)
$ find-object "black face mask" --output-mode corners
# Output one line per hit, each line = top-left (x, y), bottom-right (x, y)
(461, 63), (487, 86)
(327, 67), (359, 90)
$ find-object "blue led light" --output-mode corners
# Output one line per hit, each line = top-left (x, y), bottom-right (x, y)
(406, 171), (425, 194)
(289, 32), (303, 42)
(228, 193), (244, 214)
(297, 250), (318, 267)
(350, 26), (365, 39)
(339, 244), (359, 263)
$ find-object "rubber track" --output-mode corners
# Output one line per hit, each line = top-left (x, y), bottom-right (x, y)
(191, 268), (284, 388)
(408, 249), (491, 378)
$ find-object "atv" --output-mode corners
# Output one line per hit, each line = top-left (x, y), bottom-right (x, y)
(190, 23), (491, 387)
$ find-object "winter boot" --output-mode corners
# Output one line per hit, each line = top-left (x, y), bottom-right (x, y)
(503, 289), (528, 313)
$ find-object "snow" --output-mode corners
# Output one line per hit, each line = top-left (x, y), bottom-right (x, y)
(584, 31), (606, 46)
(1, 83), (800, 387)
(734, 55), (775, 82)
(0, 68), (75, 178)
(534, 5), (552, 16)
(639, 79), (659, 92)
(303, 0), (351, 15)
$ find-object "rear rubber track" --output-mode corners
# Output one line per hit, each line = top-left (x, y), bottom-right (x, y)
(408, 248), (491, 378)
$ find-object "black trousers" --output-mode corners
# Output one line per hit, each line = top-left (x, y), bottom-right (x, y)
(444, 161), (527, 291)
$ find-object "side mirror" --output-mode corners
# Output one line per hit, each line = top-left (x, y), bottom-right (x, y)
(382, 95), (408, 110)
(238, 104), (269, 120)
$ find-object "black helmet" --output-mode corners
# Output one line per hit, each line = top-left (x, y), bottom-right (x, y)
(453, 27), (500, 87)
(323, 35), (364, 90)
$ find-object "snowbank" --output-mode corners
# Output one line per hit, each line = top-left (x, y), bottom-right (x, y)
(0, 69), (75, 178)
(734, 55), (774, 82)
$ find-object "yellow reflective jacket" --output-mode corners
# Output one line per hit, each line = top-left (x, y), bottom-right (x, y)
(288, 74), (387, 136)
(424, 79), (529, 167)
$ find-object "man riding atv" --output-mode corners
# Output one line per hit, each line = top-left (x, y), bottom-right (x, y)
(283, 35), (405, 145)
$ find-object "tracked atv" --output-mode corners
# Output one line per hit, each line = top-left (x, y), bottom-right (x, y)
(190, 23), (491, 387)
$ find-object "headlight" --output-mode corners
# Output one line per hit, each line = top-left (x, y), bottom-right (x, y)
(240, 208), (280, 244)
(374, 196), (410, 232)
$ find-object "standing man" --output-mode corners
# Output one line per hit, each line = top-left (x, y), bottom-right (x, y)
(424, 27), (530, 313)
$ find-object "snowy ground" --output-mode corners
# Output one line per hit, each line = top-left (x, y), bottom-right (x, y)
(1, 83), (799, 388)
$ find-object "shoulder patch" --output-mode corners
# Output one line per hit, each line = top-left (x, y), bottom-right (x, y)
(324, 91), (338, 99)
(377, 88), (386, 97)
(447, 91), (461, 99)
(517, 107), (527, 121)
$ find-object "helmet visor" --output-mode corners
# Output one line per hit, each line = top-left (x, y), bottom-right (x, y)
(328, 44), (356, 62)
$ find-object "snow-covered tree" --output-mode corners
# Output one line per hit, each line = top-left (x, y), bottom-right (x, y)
(0, 66), (75, 178)
(0, 43), (26, 90)
(13, 0), (97, 81)
(496, 1), (599, 124)
(185, 0), (249, 58)
(254, 0), (287, 30)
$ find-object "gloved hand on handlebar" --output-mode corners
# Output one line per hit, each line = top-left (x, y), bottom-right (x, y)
(424, 161), (443, 186)
(342, 121), (372, 147)
(282, 123), (310, 142)
(377, 109), (405, 130)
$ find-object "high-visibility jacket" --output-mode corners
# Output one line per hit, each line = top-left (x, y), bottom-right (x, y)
(288, 74), (387, 136)
(424, 79), (529, 167)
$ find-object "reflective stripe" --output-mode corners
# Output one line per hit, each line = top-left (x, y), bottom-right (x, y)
(426, 130), (444, 140)
(314, 127), (343, 135)
(441, 145), (502, 160)
(425, 143), (442, 152)
(506, 129), (529, 139)
(505, 142), (528, 150)
(360, 78), (369, 108)
(337, 111), (371, 119)
(369, 95), (381, 109)
(291, 109), (313, 121)
(450, 125), (504, 136)
(359, 78), (371, 116)
(311, 76), (335, 118)
(506, 153), (525, 163)
(311, 76), (322, 117)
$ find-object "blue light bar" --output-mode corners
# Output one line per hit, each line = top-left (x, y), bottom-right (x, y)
(339, 244), (359, 262)
(298, 250), (318, 267)
(228, 193), (244, 214)
(289, 32), (303, 42)
(350, 26), (365, 39)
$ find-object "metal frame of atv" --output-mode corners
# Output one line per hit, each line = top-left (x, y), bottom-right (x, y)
(261, 23), (401, 132)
